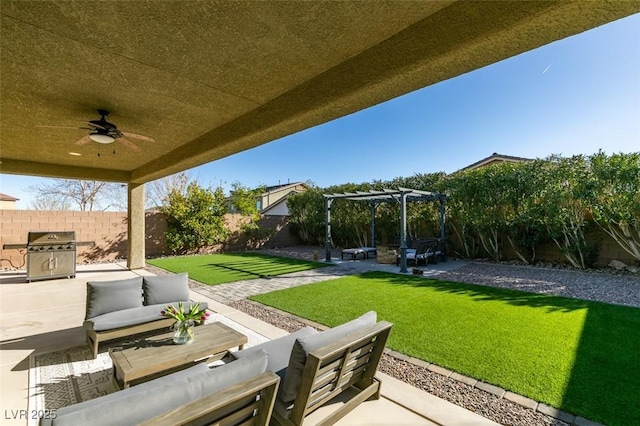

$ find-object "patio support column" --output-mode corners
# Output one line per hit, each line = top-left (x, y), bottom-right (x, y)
(127, 182), (145, 270)
(324, 197), (333, 262)
(399, 192), (408, 273)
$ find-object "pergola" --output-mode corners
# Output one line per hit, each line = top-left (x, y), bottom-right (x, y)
(323, 188), (448, 272)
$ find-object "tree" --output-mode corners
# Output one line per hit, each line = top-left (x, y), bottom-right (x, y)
(29, 195), (71, 210)
(27, 179), (123, 211)
(446, 167), (506, 261)
(503, 160), (550, 264)
(145, 172), (192, 209)
(537, 155), (600, 269)
(160, 181), (228, 253)
(287, 187), (326, 245)
(228, 182), (273, 246)
(228, 182), (265, 224)
(589, 151), (640, 262)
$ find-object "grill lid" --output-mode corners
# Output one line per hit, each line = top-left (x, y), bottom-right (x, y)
(27, 231), (76, 245)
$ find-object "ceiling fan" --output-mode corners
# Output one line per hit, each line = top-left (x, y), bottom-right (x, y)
(39, 109), (155, 153)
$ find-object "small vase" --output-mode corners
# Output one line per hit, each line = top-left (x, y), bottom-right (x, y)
(172, 320), (195, 345)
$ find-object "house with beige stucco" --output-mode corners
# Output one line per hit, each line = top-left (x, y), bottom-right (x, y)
(0, 193), (19, 210)
(258, 181), (308, 216)
(457, 152), (533, 172)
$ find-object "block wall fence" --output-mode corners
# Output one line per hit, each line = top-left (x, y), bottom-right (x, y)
(446, 227), (637, 268)
(0, 210), (299, 269)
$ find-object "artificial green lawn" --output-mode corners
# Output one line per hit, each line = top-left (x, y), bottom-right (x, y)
(250, 271), (640, 426)
(147, 253), (329, 285)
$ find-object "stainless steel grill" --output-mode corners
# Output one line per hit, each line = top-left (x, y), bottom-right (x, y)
(26, 231), (76, 282)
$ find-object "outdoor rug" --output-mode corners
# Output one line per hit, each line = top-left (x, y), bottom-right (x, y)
(28, 314), (269, 426)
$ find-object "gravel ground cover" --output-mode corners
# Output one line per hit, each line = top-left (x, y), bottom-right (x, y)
(436, 262), (640, 309)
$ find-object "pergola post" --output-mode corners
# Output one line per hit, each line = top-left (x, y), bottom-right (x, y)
(370, 202), (377, 248)
(399, 191), (408, 273)
(439, 195), (446, 240)
(324, 197), (333, 262)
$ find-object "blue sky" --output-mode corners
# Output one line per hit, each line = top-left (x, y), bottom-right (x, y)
(2, 13), (638, 209)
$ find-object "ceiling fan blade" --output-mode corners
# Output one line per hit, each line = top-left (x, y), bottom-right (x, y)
(121, 131), (155, 142)
(74, 134), (92, 145)
(117, 137), (142, 152)
(36, 125), (92, 130)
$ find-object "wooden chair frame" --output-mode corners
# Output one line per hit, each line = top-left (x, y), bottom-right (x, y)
(140, 371), (280, 426)
(86, 317), (175, 359)
(272, 321), (393, 426)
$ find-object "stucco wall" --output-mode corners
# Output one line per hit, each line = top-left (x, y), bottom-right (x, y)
(0, 200), (17, 210)
(0, 210), (298, 269)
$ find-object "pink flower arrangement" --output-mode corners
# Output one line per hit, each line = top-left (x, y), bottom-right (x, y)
(161, 301), (210, 323)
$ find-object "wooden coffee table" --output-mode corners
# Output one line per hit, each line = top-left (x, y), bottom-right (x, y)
(109, 321), (247, 389)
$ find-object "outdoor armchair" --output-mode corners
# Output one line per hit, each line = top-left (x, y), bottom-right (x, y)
(233, 311), (392, 426)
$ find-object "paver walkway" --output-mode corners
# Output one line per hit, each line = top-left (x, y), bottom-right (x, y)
(178, 257), (469, 304)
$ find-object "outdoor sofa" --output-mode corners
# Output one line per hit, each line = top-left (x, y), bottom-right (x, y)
(233, 311), (393, 426)
(396, 238), (447, 266)
(83, 272), (208, 358)
(40, 349), (279, 426)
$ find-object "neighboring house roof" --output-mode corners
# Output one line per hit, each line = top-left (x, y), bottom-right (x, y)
(0, 193), (19, 201)
(226, 182), (307, 215)
(261, 196), (291, 215)
(259, 182), (308, 215)
(457, 153), (533, 172)
(263, 181), (306, 192)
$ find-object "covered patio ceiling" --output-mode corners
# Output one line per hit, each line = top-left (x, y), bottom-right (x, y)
(1, 1), (637, 185)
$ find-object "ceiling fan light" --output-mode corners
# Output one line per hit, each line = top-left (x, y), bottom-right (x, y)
(89, 132), (115, 144)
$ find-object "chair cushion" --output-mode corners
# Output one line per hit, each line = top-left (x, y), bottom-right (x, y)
(397, 249), (417, 260)
(233, 327), (318, 380)
(143, 273), (190, 305)
(48, 349), (268, 426)
(85, 277), (143, 319)
(280, 311), (377, 403)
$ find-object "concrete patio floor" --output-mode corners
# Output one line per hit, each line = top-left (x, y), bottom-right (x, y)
(0, 262), (497, 426)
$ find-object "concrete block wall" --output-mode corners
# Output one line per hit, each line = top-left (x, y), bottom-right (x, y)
(1, 210), (140, 268)
(0, 210), (298, 268)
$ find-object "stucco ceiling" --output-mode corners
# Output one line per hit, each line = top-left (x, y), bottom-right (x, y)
(1, 1), (637, 184)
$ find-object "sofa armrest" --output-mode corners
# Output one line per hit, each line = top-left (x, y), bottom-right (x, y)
(139, 371), (280, 426)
